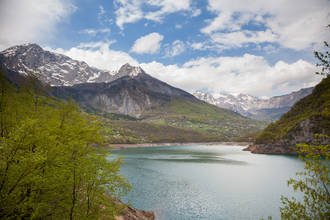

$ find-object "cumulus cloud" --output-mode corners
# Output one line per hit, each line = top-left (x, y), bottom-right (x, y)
(164, 40), (185, 57)
(140, 54), (322, 97)
(114, 0), (192, 29)
(46, 41), (138, 71)
(79, 28), (110, 36)
(211, 29), (278, 48)
(0, 0), (76, 50)
(201, 0), (330, 50)
(131, 32), (164, 54)
(191, 9), (202, 17)
(47, 42), (323, 97)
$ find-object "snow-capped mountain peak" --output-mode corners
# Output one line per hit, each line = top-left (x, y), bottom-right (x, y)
(118, 63), (144, 78)
(0, 44), (144, 86)
(194, 88), (313, 121)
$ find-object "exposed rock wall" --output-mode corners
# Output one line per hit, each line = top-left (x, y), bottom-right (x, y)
(245, 116), (329, 154)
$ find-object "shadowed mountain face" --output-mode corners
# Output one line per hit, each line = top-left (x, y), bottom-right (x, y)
(53, 64), (197, 116)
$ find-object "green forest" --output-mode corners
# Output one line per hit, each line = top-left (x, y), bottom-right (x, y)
(0, 72), (130, 219)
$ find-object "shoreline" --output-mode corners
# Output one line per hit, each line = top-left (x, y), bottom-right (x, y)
(108, 141), (251, 149)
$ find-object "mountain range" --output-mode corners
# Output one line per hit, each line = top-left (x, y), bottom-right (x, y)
(0, 43), (267, 142)
(194, 88), (313, 121)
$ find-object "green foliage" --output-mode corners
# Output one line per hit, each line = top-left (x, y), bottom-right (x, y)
(0, 70), (130, 219)
(256, 27), (330, 144)
(280, 135), (330, 219)
(143, 98), (267, 140)
(314, 25), (330, 76)
(255, 76), (330, 144)
(109, 120), (223, 143)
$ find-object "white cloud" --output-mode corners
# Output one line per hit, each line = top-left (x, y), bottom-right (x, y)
(175, 24), (183, 29)
(79, 28), (110, 36)
(131, 32), (164, 54)
(114, 0), (144, 30)
(140, 54), (322, 97)
(202, 0), (330, 50)
(211, 29), (278, 48)
(190, 42), (206, 50)
(191, 9), (201, 17)
(164, 40), (185, 57)
(46, 41), (138, 71)
(0, 0), (76, 50)
(97, 5), (113, 25)
(114, 0), (192, 29)
(47, 42), (323, 97)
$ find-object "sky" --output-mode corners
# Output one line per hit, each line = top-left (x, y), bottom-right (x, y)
(0, 0), (329, 97)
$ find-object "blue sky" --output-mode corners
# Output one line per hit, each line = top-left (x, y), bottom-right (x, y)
(0, 0), (329, 97)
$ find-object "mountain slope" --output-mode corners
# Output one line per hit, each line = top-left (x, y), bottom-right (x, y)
(194, 87), (313, 121)
(0, 43), (117, 86)
(53, 64), (266, 140)
(246, 76), (330, 154)
(53, 63), (196, 116)
(1, 43), (266, 141)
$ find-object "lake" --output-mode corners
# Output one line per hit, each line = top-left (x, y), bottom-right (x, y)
(109, 144), (304, 220)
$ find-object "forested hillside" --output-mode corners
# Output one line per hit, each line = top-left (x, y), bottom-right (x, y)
(248, 76), (330, 154)
(0, 70), (130, 219)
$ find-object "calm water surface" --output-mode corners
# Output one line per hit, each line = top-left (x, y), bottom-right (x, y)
(109, 145), (304, 220)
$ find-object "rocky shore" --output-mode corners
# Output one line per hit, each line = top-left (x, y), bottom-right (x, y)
(114, 199), (155, 220)
(243, 144), (297, 154)
(109, 142), (251, 149)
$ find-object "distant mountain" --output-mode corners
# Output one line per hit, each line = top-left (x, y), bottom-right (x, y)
(194, 87), (313, 121)
(245, 76), (330, 154)
(0, 43), (266, 140)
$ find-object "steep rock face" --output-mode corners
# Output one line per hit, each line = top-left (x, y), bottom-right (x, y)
(194, 87), (313, 121)
(0, 43), (117, 86)
(245, 115), (329, 154)
(53, 67), (197, 116)
(247, 76), (330, 154)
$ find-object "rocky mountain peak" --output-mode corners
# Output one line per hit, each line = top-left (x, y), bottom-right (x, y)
(118, 63), (144, 77)
(1, 43), (42, 58)
(194, 88), (313, 121)
(0, 43), (118, 86)
(0, 44), (151, 86)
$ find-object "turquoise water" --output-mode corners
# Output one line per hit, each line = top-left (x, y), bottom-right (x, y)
(110, 145), (304, 220)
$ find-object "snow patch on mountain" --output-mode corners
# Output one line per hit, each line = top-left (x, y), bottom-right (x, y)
(0, 44), (143, 87)
(194, 88), (313, 121)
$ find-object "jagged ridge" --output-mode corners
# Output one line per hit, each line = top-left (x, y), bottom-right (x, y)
(194, 88), (313, 121)
(0, 44), (143, 86)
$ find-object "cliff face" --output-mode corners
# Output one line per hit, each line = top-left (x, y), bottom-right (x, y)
(52, 67), (196, 117)
(246, 76), (330, 154)
(245, 115), (329, 154)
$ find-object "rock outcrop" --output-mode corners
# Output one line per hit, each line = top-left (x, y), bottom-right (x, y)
(52, 64), (196, 116)
(114, 199), (155, 220)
